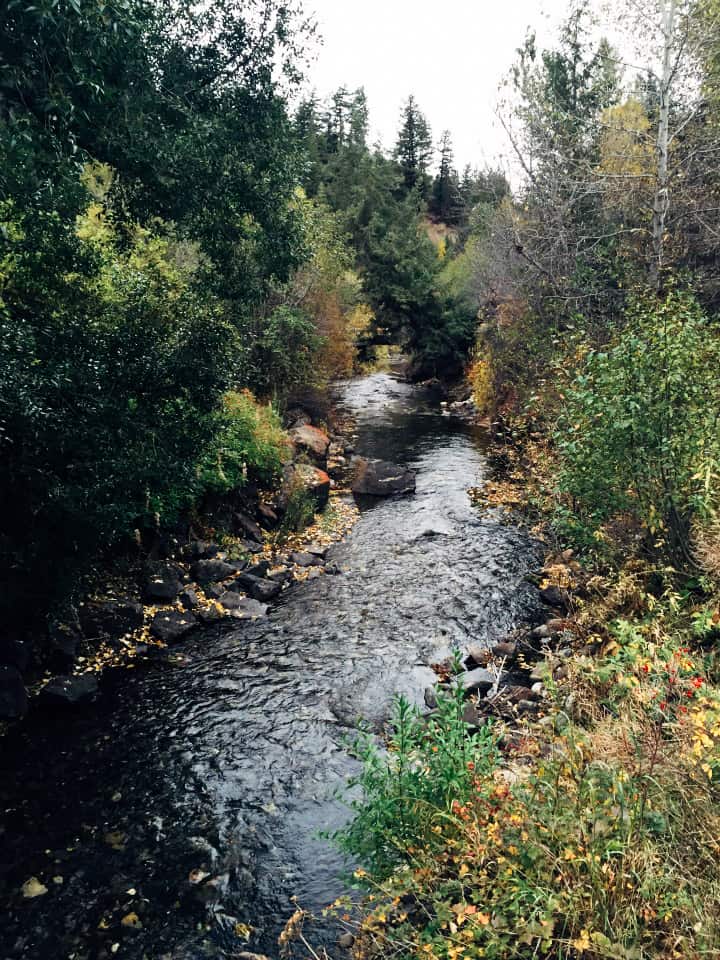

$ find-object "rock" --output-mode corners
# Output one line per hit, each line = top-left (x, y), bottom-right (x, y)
(226, 598), (268, 620)
(233, 511), (264, 543)
(532, 624), (552, 640)
(546, 618), (568, 633)
(465, 644), (491, 668)
(338, 933), (355, 950)
(143, 562), (183, 603)
(499, 684), (534, 705)
(516, 699), (540, 716)
(424, 686), (438, 710)
(235, 575), (281, 602)
(279, 464), (331, 511)
(461, 667), (495, 696)
(290, 551), (324, 568)
(197, 606), (223, 624)
(150, 610), (198, 643)
(257, 503), (278, 527)
(40, 673), (98, 707)
(241, 539), (264, 555)
(305, 543), (328, 558)
(178, 587), (199, 610)
(181, 541), (220, 561)
(47, 618), (82, 665)
(190, 559), (241, 584)
(218, 592), (246, 610)
(0, 665), (28, 719)
(269, 567), (293, 585)
(324, 561), (342, 575)
(491, 641), (517, 660)
(0, 638), (31, 672)
(204, 584), (224, 601)
(80, 600), (144, 641)
(462, 702), (485, 728)
(530, 682), (545, 699)
(245, 561), (270, 579)
(285, 407), (312, 429)
(351, 459), (416, 497)
(539, 585), (570, 610)
(290, 424), (330, 463)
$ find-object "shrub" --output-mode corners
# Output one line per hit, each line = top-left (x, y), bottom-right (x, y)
(334, 667), (499, 880)
(555, 289), (720, 555)
(198, 390), (290, 497)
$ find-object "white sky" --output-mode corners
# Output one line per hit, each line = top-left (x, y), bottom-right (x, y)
(302, 0), (573, 173)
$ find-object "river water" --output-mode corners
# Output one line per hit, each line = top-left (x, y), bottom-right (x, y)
(0, 370), (540, 959)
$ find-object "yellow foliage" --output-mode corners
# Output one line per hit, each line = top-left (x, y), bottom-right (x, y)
(467, 353), (494, 416)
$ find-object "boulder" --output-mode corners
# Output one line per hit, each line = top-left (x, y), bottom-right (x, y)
(39, 673), (98, 707)
(150, 610), (198, 643)
(491, 641), (518, 660)
(234, 575), (281, 602)
(279, 464), (331, 512)
(539, 585), (570, 611)
(233, 511), (264, 544)
(190, 559), (241, 584)
(305, 543), (328, 558)
(143, 562), (183, 603)
(257, 503), (278, 527)
(0, 638), (31, 673)
(0, 665), (28, 719)
(461, 667), (495, 696)
(241, 539), (264, 555)
(290, 424), (330, 463)
(80, 600), (144, 641)
(47, 618), (82, 665)
(290, 551), (324, 568)
(226, 598), (268, 620)
(351, 459), (416, 497)
(181, 541), (220, 562)
(178, 587), (199, 610)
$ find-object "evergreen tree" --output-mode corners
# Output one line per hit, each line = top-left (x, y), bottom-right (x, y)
(394, 95), (433, 197)
(431, 130), (461, 223)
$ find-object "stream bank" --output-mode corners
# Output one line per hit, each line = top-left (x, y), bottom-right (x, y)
(0, 369), (541, 960)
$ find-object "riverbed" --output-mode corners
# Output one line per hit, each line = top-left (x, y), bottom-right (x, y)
(0, 370), (540, 959)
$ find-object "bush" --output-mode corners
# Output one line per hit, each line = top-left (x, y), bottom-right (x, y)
(555, 290), (720, 555)
(198, 390), (289, 497)
(0, 187), (235, 617)
(334, 667), (499, 880)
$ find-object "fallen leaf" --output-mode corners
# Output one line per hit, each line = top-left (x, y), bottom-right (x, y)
(121, 911), (142, 929)
(22, 877), (48, 898)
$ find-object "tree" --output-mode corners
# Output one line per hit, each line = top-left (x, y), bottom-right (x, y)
(394, 95), (433, 197)
(431, 131), (462, 223)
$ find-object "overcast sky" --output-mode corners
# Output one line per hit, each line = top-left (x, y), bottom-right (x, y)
(301, 0), (573, 173)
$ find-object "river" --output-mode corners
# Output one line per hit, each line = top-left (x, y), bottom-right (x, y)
(0, 370), (540, 959)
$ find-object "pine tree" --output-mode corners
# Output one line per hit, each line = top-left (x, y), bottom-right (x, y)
(430, 130), (461, 223)
(394, 95), (433, 198)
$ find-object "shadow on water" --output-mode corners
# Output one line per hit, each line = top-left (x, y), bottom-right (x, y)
(0, 370), (541, 959)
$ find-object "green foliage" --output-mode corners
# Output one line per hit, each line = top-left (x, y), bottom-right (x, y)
(555, 290), (720, 553)
(249, 306), (323, 400)
(334, 667), (498, 880)
(198, 391), (289, 497)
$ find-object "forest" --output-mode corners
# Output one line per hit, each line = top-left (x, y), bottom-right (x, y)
(3, 0), (720, 958)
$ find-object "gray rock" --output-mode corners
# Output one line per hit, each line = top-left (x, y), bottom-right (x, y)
(351, 459), (416, 497)
(235, 575), (281, 602)
(178, 587), (199, 610)
(491, 641), (517, 659)
(290, 551), (324, 568)
(0, 665), (28, 719)
(539, 585), (570, 610)
(181, 541), (220, 561)
(80, 600), (144, 641)
(461, 667), (495, 695)
(424, 686), (438, 709)
(227, 598), (268, 620)
(150, 610), (198, 643)
(190, 559), (241, 583)
(233, 511), (264, 543)
(40, 673), (98, 707)
(143, 562), (183, 603)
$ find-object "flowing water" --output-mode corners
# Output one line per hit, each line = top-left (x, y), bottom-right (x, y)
(0, 370), (541, 959)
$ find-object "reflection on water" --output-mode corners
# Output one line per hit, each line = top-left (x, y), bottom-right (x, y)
(0, 371), (540, 959)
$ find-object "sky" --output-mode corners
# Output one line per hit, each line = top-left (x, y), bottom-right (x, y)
(301, 0), (572, 174)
